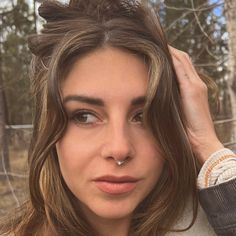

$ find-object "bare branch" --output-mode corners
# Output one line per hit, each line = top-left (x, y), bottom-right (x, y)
(194, 60), (227, 67)
(166, 11), (193, 31)
(164, 1), (224, 12)
(204, 44), (221, 61)
(214, 118), (236, 124)
(190, 0), (214, 44)
(224, 141), (236, 147)
(169, 17), (196, 43)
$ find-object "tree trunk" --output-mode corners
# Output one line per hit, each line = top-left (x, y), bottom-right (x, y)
(225, 0), (236, 91)
(0, 29), (10, 179)
(33, 0), (37, 32)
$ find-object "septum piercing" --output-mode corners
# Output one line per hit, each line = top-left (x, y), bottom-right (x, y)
(116, 160), (127, 166)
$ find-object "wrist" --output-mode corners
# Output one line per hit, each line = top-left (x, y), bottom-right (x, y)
(197, 148), (236, 189)
(193, 139), (224, 164)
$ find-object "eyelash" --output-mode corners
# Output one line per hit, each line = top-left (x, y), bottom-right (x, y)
(69, 110), (101, 126)
(69, 109), (144, 126)
(132, 111), (143, 123)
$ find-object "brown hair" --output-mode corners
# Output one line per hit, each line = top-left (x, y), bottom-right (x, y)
(1, 0), (201, 235)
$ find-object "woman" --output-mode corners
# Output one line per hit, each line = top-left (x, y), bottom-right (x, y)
(1, 0), (236, 235)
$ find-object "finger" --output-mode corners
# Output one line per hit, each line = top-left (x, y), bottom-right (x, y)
(170, 47), (198, 78)
(169, 46), (199, 79)
(172, 55), (191, 86)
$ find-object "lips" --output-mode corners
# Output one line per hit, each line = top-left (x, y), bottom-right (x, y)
(93, 175), (139, 195)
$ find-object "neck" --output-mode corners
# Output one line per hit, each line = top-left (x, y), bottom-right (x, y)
(93, 217), (131, 236)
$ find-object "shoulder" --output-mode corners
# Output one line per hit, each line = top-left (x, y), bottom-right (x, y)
(167, 199), (216, 236)
(199, 178), (236, 235)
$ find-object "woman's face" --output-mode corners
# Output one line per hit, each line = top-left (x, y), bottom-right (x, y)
(56, 47), (164, 222)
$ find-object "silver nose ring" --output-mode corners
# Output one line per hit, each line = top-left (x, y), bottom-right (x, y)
(116, 160), (127, 166)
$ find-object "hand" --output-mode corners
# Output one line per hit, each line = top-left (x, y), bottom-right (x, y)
(169, 46), (224, 163)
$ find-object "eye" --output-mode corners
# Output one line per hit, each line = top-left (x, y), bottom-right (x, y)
(132, 111), (143, 124)
(70, 110), (101, 125)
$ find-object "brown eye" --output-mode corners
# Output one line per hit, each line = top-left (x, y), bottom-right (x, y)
(132, 111), (143, 123)
(71, 111), (100, 125)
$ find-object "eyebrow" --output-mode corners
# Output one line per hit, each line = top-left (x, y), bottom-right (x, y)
(63, 95), (146, 107)
(63, 95), (104, 106)
(131, 96), (146, 106)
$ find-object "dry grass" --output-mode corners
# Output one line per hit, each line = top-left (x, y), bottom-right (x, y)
(0, 147), (29, 217)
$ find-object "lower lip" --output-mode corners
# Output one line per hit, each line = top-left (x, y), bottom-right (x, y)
(94, 181), (137, 195)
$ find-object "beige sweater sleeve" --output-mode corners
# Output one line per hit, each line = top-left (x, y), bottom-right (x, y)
(197, 148), (236, 189)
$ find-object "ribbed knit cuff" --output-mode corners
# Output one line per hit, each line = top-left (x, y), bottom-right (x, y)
(197, 148), (236, 189)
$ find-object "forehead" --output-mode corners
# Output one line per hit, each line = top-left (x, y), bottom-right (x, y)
(61, 47), (149, 101)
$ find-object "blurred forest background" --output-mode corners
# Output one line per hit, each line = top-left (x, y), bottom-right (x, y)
(0, 0), (236, 216)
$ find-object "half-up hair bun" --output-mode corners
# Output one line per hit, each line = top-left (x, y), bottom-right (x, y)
(68, 0), (140, 21)
(28, 0), (144, 57)
(38, 1), (73, 22)
(38, 0), (141, 23)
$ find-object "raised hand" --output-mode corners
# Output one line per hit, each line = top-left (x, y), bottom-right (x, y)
(169, 46), (224, 163)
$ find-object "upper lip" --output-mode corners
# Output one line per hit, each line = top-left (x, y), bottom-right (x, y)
(94, 175), (139, 183)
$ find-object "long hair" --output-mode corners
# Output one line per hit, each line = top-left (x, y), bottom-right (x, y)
(1, 0), (202, 235)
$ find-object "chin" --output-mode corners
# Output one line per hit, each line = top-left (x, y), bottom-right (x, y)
(81, 199), (138, 220)
(93, 207), (134, 220)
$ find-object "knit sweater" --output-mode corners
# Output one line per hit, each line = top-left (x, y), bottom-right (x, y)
(167, 201), (216, 236)
(168, 148), (236, 236)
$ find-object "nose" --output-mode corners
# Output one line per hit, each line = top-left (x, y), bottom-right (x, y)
(101, 122), (135, 164)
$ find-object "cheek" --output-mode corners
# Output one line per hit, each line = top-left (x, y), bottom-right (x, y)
(56, 126), (94, 168)
(137, 129), (164, 163)
(138, 135), (165, 181)
(144, 152), (165, 199)
(146, 151), (164, 185)
(56, 135), (78, 173)
(55, 125), (104, 191)
(56, 129), (90, 184)
(56, 135), (91, 198)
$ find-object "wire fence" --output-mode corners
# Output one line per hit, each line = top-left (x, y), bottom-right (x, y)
(0, 126), (31, 216)
(0, 118), (236, 216)
(214, 118), (236, 149)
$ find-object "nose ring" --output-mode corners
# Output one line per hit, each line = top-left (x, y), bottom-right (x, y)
(116, 159), (128, 166)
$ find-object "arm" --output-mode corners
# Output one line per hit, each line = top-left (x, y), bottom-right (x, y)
(169, 46), (236, 235)
(198, 148), (236, 236)
(199, 173), (236, 236)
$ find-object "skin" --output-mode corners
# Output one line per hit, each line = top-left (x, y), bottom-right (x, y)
(56, 47), (165, 236)
(169, 46), (224, 164)
(56, 45), (224, 236)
